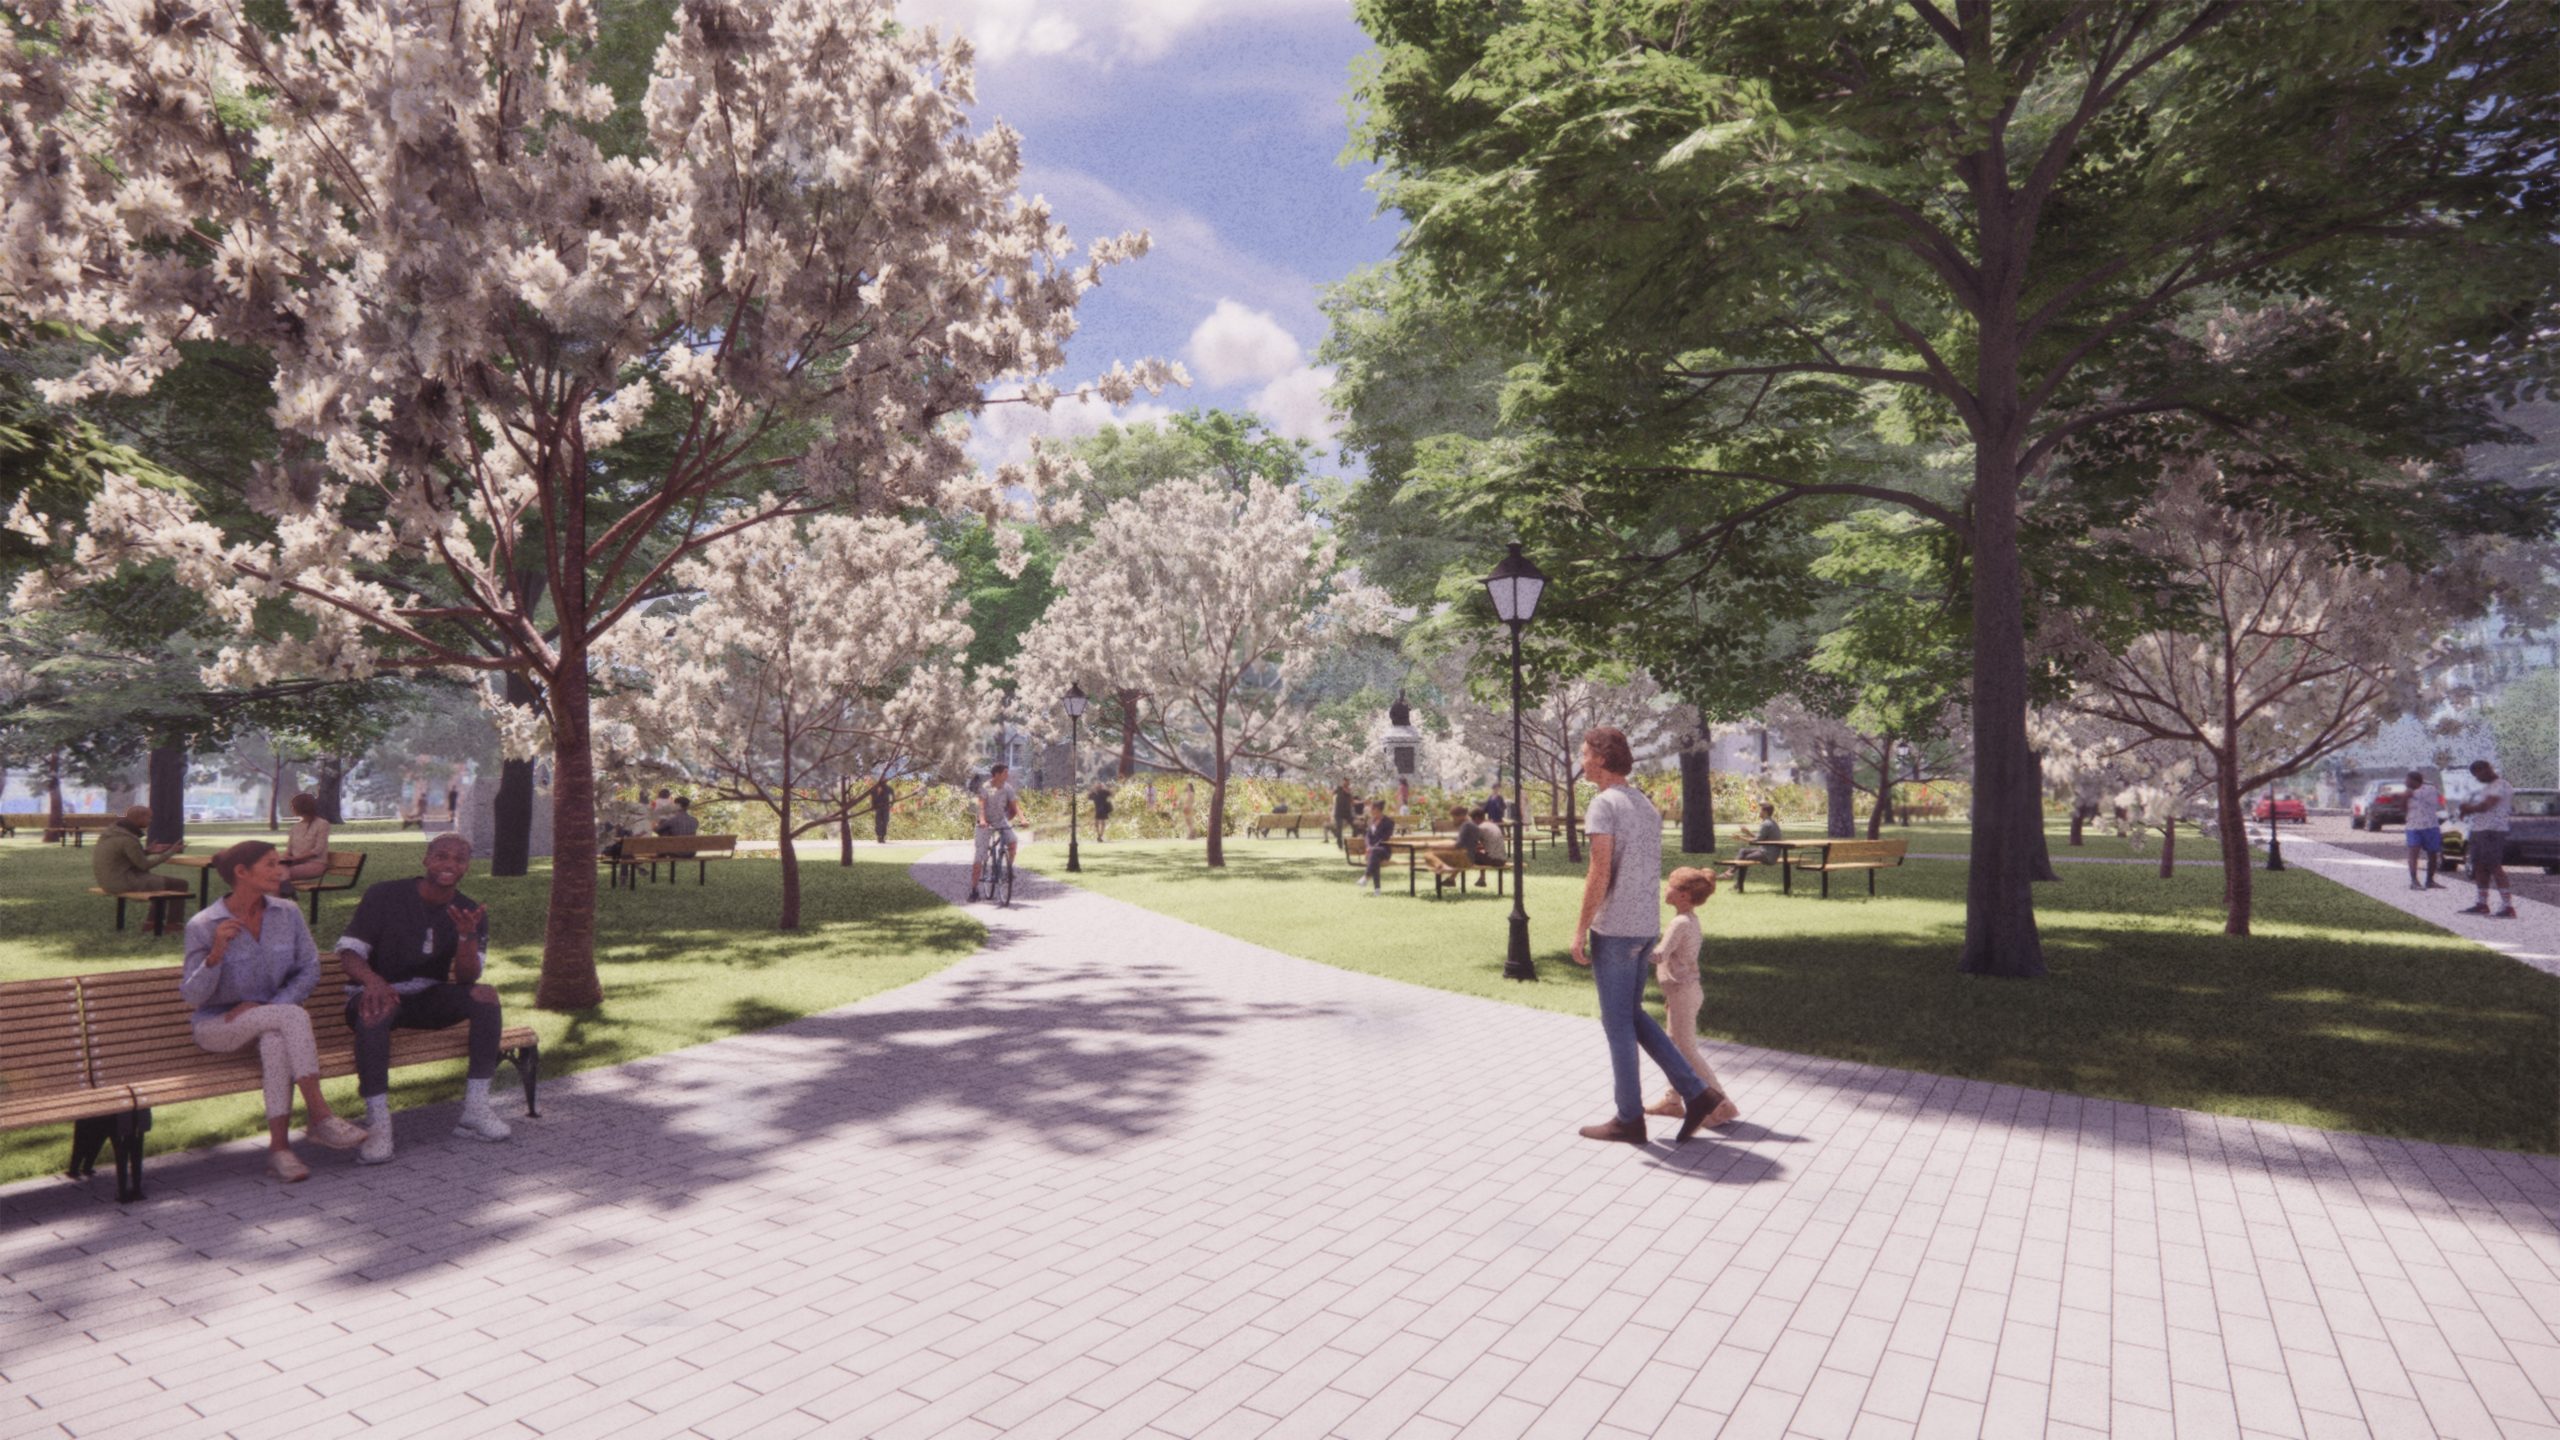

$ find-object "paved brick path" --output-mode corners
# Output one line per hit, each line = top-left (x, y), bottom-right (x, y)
(6, 847), (2557, 1439)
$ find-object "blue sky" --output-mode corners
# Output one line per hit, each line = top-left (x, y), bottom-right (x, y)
(902, 0), (1397, 464)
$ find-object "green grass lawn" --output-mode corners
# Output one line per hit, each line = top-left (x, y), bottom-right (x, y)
(0, 824), (978, 1184)
(1052, 827), (2560, 1154)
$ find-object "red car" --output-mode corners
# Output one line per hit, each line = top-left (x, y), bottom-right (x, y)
(2252, 794), (2308, 824)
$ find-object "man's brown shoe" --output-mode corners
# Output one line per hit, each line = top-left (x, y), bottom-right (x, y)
(1579, 1118), (1647, 1144)
(1677, 1088), (1726, 1143)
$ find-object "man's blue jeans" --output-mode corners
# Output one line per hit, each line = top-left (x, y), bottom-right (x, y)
(1592, 932), (1706, 1125)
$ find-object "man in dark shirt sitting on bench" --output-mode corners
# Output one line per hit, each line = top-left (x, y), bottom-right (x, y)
(334, 833), (514, 1165)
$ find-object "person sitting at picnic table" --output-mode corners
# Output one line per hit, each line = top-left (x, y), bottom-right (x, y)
(1456, 807), (1500, 866)
(336, 833), (512, 1164)
(280, 792), (331, 894)
(1736, 803), (1782, 864)
(1355, 799), (1395, 895)
(654, 795), (700, 838)
(93, 804), (190, 935)
(180, 841), (370, 1182)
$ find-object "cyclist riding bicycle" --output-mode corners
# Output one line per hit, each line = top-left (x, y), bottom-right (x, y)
(970, 763), (1020, 901)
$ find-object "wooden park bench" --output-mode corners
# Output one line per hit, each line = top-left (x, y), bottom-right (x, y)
(0, 957), (540, 1203)
(602, 833), (738, 889)
(297, 850), (369, 921)
(1247, 811), (1318, 838)
(1898, 802), (1951, 822)
(31, 813), (118, 846)
(1424, 846), (1507, 899)
(1796, 837), (1910, 897)
(399, 805), (457, 830)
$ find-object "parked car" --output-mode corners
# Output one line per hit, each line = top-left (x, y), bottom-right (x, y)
(2251, 793), (2308, 824)
(2351, 782), (2408, 831)
(2444, 788), (2560, 873)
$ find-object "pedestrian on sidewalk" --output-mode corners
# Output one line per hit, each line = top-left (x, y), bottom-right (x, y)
(1571, 725), (1724, 1146)
(2402, 769), (2446, 891)
(1645, 866), (1742, 1128)
(2457, 760), (2519, 919)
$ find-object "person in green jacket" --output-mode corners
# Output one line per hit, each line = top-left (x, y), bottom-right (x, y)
(92, 805), (189, 935)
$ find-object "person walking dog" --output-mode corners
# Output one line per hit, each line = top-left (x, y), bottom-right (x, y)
(1571, 726), (1725, 1145)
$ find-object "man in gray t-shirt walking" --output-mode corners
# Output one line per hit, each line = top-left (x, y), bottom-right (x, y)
(1573, 725), (1723, 1145)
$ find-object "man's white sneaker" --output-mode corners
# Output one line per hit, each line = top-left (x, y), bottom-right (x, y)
(454, 1104), (513, 1142)
(358, 1116), (395, 1165)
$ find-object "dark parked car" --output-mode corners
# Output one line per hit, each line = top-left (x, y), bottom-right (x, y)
(2444, 789), (2560, 873)
(2252, 793), (2308, 824)
(2352, 782), (2408, 831)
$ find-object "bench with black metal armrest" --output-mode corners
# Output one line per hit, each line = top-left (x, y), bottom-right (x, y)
(1247, 811), (1318, 838)
(0, 957), (539, 1203)
(602, 833), (739, 889)
(1791, 837), (1911, 897)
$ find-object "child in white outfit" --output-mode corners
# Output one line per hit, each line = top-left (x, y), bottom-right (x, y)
(1647, 866), (1742, 1125)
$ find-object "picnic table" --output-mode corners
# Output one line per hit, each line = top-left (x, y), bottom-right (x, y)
(1733, 836), (1910, 896)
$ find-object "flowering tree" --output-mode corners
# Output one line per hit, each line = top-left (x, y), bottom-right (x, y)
(2062, 466), (2485, 934)
(1420, 648), (1684, 863)
(0, 0), (1173, 1005)
(601, 508), (986, 930)
(1012, 475), (1384, 866)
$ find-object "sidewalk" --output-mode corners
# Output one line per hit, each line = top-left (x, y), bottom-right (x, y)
(2255, 827), (2560, 979)
(3, 845), (2555, 1439)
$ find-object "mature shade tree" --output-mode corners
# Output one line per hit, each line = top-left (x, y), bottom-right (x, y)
(2063, 465), (2491, 934)
(1351, 0), (2560, 977)
(1014, 475), (1386, 866)
(602, 507), (985, 929)
(2, 0), (1172, 1007)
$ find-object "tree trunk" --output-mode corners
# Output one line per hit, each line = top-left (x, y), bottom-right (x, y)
(2068, 804), (2087, 847)
(316, 754), (345, 825)
(839, 781), (856, 866)
(1116, 689), (1142, 780)
(777, 788), (801, 931)
(1205, 760), (1229, 867)
(147, 740), (185, 848)
(2159, 816), (2177, 880)
(2215, 764), (2252, 937)
(2025, 749), (2058, 882)
(1563, 771), (1583, 864)
(872, 781), (891, 844)
(268, 752), (285, 830)
(1678, 728), (1717, 854)
(45, 749), (64, 839)
(1825, 748), (1856, 838)
(1959, 388), (2048, 975)
(536, 653), (604, 1011)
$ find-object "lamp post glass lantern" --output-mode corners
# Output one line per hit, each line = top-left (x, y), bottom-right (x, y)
(1064, 683), (1088, 873)
(1485, 542), (1548, 983)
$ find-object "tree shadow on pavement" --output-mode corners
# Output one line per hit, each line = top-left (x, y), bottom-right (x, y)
(0, 938), (1348, 1312)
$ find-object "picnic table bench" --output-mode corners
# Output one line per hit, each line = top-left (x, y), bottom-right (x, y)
(399, 806), (457, 830)
(1247, 811), (1320, 838)
(1733, 837), (1909, 896)
(1898, 802), (1951, 822)
(602, 833), (738, 889)
(0, 956), (539, 1203)
(1423, 846), (1507, 899)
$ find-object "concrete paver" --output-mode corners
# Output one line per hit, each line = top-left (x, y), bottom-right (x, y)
(3, 845), (2556, 1438)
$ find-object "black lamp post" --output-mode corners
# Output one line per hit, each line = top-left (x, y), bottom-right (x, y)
(1486, 542), (1549, 982)
(1064, 683), (1088, 873)
(2264, 787), (2287, 871)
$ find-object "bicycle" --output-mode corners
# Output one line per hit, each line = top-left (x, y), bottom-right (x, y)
(974, 825), (1016, 907)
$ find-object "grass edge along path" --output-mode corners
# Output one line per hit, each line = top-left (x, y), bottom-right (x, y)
(1044, 831), (2560, 1155)
(0, 828), (981, 1187)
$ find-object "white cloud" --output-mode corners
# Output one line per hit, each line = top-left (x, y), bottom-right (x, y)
(968, 391), (1179, 468)
(1250, 364), (1340, 448)
(901, 0), (1345, 65)
(1021, 167), (1323, 338)
(1184, 300), (1304, 388)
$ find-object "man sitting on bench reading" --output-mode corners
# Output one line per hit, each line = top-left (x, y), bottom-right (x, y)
(334, 833), (514, 1164)
(1736, 803), (1782, 865)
